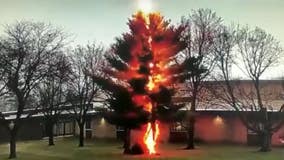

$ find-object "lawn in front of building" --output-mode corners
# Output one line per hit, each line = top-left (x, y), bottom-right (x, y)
(0, 138), (283, 160)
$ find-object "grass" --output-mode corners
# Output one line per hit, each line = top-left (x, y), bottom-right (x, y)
(0, 137), (283, 160)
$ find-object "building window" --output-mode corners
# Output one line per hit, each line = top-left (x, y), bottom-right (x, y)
(117, 126), (125, 132)
(64, 122), (75, 135)
(85, 119), (93, 139)
(53, 121), (75, 136)
(85, 120), (91, 130)
(170, 122), (186, 132)
(247, 129), (258, 135)
(247, 123), (263, 135)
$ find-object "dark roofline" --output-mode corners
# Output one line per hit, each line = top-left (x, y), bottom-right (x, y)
(198, 79), (284, 86)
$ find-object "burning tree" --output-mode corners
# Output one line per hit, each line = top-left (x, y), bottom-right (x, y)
(93, 11), (186, 154)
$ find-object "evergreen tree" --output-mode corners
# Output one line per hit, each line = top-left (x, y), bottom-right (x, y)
(93, 12), (187, 154)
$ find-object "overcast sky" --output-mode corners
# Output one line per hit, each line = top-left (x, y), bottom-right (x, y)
(0, 0), (284, 78)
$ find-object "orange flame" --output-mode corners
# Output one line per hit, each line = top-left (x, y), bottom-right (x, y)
(146, 74), (167, 92)
(141, 11), (162, 155)
(144, 122), (160, 154)
(146, 76), (155, 91)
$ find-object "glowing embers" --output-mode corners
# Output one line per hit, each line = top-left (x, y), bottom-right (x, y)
(144, 122), (160, 154)
(146, 74), (167, 91)
(149, 62), (154, 68)
(146, 76), (155, 91)
(132, 95), (152, 112)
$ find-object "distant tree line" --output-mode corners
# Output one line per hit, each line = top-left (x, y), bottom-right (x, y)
(0, 8), (283, 159)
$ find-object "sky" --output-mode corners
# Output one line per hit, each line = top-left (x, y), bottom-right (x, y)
(0, 0), (284, 78)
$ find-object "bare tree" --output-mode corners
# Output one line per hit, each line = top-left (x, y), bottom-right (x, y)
(66, 43), (104, 147)
(0, 21), (67, 158)
(37, 53), (71, 146)
(211, 25), (284, 152)
(180, 8), (222, 149)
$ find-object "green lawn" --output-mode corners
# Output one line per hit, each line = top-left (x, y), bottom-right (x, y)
(0, 138), (283, 160)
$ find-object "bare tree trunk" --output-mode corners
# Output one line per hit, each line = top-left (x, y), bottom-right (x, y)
(78, 123), (84, 147)
(186, 117), (195, 149)
(49, 133), (55, 146)
(259, 108), (272, 152)
(9, 129), (17, 159)
(186, 88), (197, 150)
(260, 131), (272, 152)
(46, 121), (55, 146)
(123, 128), (131, 154)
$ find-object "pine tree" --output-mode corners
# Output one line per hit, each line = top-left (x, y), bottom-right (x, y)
(93, 12), (187, 154)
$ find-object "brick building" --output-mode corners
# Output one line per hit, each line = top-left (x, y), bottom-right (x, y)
(0, 80), (284, 147)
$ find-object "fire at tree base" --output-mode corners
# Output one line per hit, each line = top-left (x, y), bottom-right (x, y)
(127, 122), (160, 155)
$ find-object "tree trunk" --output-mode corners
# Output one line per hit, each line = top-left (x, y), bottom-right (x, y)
(186, 117), (195, 149)
(259, 131), (272, 152)
(48, 131), (55, 146)
(9, 129), (17, 159)
(78, 124), (84, 147)
(123, 128), (131, 154)
(259, 108), (272, 152)
(186, 88), (197, 150)
(47, 121), (55, 146)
